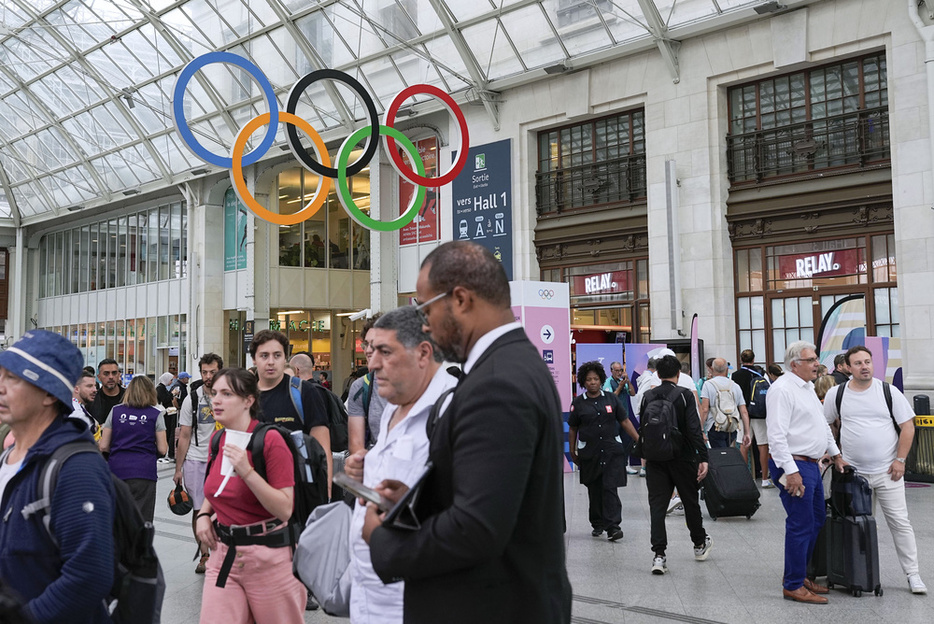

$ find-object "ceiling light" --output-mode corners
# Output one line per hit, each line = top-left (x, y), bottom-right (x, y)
(66, 204), (84, 212)
(122, 189), (140, 196)
(277, 310), (306, 316)
(190, 167), (208, 175)
(754, 1), (786, 14)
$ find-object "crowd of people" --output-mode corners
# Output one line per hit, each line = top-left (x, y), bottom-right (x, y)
(0, 240), (927, 624)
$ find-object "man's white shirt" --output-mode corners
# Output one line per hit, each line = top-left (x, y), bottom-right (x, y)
(823, 379), (914, 475)
(766, 372), (840, 476)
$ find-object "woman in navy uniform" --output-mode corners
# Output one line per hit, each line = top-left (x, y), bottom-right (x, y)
(568, 361), (639, 541)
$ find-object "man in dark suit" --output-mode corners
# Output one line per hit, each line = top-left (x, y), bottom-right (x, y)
(364, 241), (572, 624)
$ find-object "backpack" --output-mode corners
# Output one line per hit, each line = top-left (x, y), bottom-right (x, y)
(207, 424), (329, 541)
(19, 441), (165, 624)
(833, 380), (899, 434)
(634, 385), (686, 461)
(747, 370), (770, 419)
(710, 379), (740, 433)
(290, 376), (349, 453)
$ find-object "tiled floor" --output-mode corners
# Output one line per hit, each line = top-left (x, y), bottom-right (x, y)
(153, 463), (934, 623)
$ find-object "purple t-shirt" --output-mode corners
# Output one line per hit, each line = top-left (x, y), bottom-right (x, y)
(105, 405), (165, 481)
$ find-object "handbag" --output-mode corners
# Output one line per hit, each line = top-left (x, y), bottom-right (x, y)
(293, 502), (353, 616)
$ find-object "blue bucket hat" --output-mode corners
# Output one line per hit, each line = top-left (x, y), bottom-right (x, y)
(0, 330), (83, 406)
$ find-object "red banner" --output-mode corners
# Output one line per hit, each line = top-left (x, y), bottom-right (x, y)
(778, 248), (862, 280)
(570, 270), (631, 297)
(399, 137), (439, 245)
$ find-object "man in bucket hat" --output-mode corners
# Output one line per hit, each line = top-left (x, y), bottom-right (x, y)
(0, 330), (115, 623)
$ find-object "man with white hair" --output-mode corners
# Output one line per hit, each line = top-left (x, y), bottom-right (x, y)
(767, 340), (846, 604)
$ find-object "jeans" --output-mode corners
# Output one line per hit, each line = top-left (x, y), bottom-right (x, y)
(865, 471), (919, 575)
(645, 459), (707, 555)
(770, 459), (824, 591)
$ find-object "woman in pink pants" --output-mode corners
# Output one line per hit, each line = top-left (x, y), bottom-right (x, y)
(195, 368), (304, 624)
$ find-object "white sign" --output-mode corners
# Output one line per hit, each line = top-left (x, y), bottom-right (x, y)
(540, 324), (555, 344)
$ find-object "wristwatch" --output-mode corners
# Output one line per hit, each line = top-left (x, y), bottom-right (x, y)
(895, 457), (907, 464)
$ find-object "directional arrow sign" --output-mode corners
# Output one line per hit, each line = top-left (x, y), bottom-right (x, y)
(540, 324), (555, 344)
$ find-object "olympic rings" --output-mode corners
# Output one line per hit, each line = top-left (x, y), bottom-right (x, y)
(337, 125), (425, 232)
(538, 289), (555, 300)
(231, 112), (332, 226)
(383, 85), (469, 187)
(173, 52), (278, 168)
(286, 70), (378, 178)
(172, 53), (471, 231)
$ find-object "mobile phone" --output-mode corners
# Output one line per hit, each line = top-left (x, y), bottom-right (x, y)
(333, 473), (392, 512)
(777, 473), (804, 496)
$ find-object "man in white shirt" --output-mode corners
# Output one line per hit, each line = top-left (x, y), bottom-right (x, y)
(343, 306), (456, 624)
(823, 345), (926, 595)
(766, 341), (846, 604)
(699, 358), (751, 451)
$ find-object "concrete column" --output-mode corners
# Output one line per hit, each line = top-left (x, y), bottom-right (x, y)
(369, 150), (399, 314)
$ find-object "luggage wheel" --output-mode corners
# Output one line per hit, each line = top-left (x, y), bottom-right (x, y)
(827, 582), (834, 589)
(852, 588), (862, 597)
(745, 514), (752, 519)
(874, 587), (883, 596)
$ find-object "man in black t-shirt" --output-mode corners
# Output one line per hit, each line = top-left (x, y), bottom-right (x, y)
(250, 329), (332, 480)
(89, 358), (125, 424)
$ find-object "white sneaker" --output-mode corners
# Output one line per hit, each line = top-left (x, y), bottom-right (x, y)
(672, 504), (685, 516)
(908, 573), (927, 594)
(626, 466), (639, 475)
(666, 496), (682, 515)
(652, 555), (668, 575)
(639, 467), (646, 477)
(761, 479), (775, 489)
(694, 536), (712, 561)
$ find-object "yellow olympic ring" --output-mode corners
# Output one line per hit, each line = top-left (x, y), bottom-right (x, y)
(230, 111), (332, 226)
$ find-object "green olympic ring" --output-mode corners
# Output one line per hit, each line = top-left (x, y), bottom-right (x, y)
(337, 125), (426, 232)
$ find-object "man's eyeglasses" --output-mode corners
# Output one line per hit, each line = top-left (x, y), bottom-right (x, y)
(796, 357), (819, 364)
(414, 291), (451, 325)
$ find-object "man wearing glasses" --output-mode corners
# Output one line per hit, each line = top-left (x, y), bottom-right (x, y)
(365, 241), (572, 624)
(766, 340), (846, 604)
(603, 361), (635, 397)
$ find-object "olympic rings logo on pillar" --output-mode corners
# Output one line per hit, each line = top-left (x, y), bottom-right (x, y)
(171, 51), (470, 231)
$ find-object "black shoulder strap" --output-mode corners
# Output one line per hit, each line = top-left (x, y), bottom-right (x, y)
(249, 424), (271, 481)
(883, 382), (900, 434)
(205, 428), (226, 479)
(25, 441), (100, 545)
(426, 387), (457, 441)
(834, 380), (846, 419)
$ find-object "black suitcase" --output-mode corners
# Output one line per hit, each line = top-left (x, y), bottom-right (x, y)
(701, 447), (760, 520)
(827, 514), (883, 597)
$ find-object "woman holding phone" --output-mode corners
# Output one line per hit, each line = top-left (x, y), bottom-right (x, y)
(195, 368), (304, 624)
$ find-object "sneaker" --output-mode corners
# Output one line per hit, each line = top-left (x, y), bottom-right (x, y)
(591, 528), (604, 537)
(607, 528), (624, 542)
(694, 536), (712, 561)
(639, 467), (646, 477)
(651, 555), (668, 575)
(626, 466), (639, 475)
(908, 573), (928, 594)
(195, 553), (209, 574)
(672, 504), (685, 516)
(666, 496), (682, 515)
(157, 457), (172, 464)
(762, 479), (775, 489)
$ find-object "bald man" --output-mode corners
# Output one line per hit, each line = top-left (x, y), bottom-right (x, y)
(289, 353), (315, 382)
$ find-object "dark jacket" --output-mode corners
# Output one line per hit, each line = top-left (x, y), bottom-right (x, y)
(0, 418), (115, 624)
(370, 328), (572, 624)
(641, 380), (708, 463)
(89, 386), (125, 424)
(569, 391), (628, 486)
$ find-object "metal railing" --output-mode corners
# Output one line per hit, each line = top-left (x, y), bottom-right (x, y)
(726, 107), (890, 184)
(535, 154), (647, 215)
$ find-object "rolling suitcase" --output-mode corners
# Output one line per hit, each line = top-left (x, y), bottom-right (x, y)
(701, 447), (760, 520)
(807, 510), (830, 580)
(826, 513), (882, 596)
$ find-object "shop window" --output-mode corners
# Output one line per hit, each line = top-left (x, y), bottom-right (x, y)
(874, 288), (899, 337)
(727, 52), (889, 184)
(771, 297), (814, 364)
(737, 296), (766, 367)
(536, 109), (646, 214)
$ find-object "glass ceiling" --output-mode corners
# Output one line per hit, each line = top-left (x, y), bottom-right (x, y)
(0, 0), (767, 226)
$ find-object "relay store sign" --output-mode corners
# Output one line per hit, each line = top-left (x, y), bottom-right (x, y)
(779, 249), (861, 280)
(571, 270), (630, 296)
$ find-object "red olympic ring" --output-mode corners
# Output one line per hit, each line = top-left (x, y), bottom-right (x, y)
(383, 84), (469, 187)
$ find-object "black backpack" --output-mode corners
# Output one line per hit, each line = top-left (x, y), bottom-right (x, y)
(747, 370), (770, 419)
(634, 385), (687, 461)
(291, 376), (348, 453)
(18, 441), (165, 624)
(207, 424), (329, 539)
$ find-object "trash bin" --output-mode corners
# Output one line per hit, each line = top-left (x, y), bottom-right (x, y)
(906, 395), (934, 483)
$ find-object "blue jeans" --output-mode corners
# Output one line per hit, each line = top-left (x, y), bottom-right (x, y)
(707, 430), (736, 448)
(769, 459), (825, 591)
